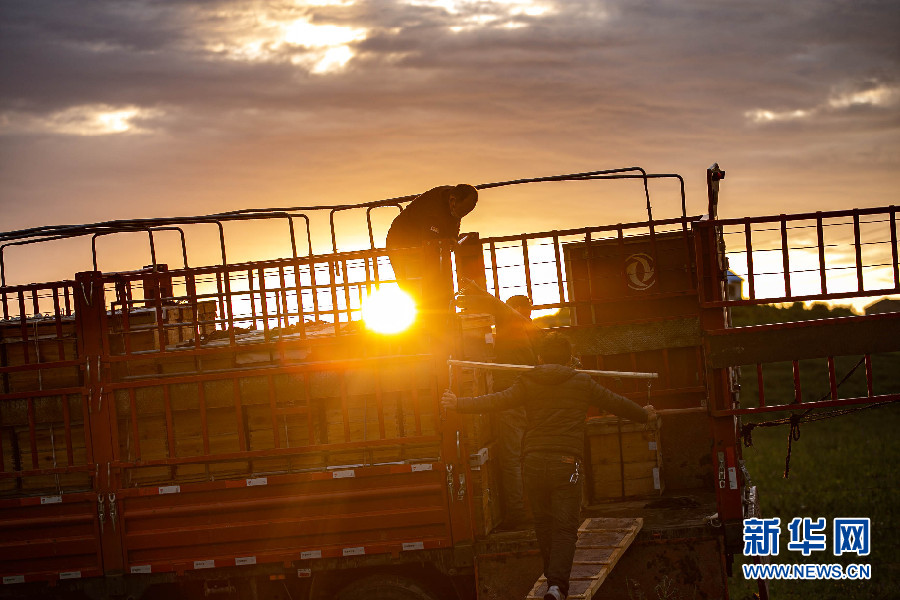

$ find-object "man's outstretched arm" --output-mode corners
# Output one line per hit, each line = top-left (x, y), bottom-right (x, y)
(440, 381), (526, 414)
(587, 379), (655, 423)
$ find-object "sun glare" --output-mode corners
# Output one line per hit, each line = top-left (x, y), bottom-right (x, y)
(362, 285), (417, 334)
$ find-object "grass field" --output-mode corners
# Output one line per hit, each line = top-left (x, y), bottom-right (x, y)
(725, 303), (899, 599)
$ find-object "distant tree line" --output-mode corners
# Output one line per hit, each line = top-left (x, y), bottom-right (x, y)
(531, 302), (859, 329)
(731, 302), (856, 327)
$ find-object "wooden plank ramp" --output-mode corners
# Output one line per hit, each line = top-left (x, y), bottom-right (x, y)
(525, 517), (643, 600)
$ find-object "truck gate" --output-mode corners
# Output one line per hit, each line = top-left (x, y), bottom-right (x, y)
(2, 166), (898, 599)
(0, 281), (101, 584)
(2, 246), (472, 587)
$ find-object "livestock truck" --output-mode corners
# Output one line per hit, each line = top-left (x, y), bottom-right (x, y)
(1, 166), (897, 599)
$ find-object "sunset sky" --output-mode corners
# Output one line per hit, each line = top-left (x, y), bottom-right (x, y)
(1, 0), (898, 305)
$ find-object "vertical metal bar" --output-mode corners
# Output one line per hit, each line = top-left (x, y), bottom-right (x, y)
(694, 347), (704, 389)
(153, 278), (166, 352)
(853, 211), (864, 292)
(745, 223), (756, 300)
(129, 388), (141, 461)
(309, 260), (321, 323)
(682, 214), (696, 290)
(268, 375), (280, 449)
(816, 214), (827, 295)
(198, 382), (210, 455)
(121, 282), (133, 356)
(411, 386), (422, 437)
(223, 268), (236, 346)
(81, 391), (92, 465)
(292, 258), (307, 339)
(375, 370), (386, 440)
(258, 267), (271, 338)
(489, 241), (500, 297)
(371, 250), (381, 289)
(1, 289), (8, 320)
(18, 291), (29, 364)
(52, 287), (65, 360)
(521, 237), (532, 301)
(215, 271), (226, 336)
(64, 285), (72, 316)
(340, 372), (351, 442)
(827, 357), (838, 401)
(304, 374), (315, 446)
(366, 207), (377, 250)
(341, 258), (353, 325)
(781, 218), (791, 298)
(615, 417), (626, 498)
(278, 266), (288, 330)
(215, 221), (228, 266)
(31, 287), (40, 317)
(616, 226), (628, 290)
(661, 348), (671, 390)
(163, 385), (176, 459)
(329, 260), (341, 335)
(285, 216), (298, 260)
(247, 268), (257, 330)
(233, 378), (247, 452)
(62, 393), (74, 466)
(585, 230), (596, 324)
(629, 353), (638, 396)
(553, 234), (565, 305)
(187, 274), (201, 351)
(864, 354), (873, 397)
(0, 407), (5, 471)
(330, 209), (339, 255)
(106, 385), (120, 469)
(756, 364), (765, 408)
(363, 255), (373, 299)
(890, 206), (899, 288)
(27, 397), (38, 469)
(147, 230), (158, 269)
(791, 360), (801, 403)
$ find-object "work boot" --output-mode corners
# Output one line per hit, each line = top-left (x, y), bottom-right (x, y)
(544, 585), (564, 600)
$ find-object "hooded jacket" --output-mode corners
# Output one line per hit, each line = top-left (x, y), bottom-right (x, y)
(456, 364), (649, 459)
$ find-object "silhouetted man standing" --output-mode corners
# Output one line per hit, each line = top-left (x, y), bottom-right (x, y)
(386, 184), (478, 314)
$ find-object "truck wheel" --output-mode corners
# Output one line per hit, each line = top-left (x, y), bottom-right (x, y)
(334, 574), (443, 600)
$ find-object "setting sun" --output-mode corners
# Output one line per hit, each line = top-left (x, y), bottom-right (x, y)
(361, 285), (417, 334)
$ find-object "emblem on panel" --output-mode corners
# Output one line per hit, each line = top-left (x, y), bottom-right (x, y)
(625, 253), (656, 290)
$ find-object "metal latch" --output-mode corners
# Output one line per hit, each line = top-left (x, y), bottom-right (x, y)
(108, 493), (118, 531)
(98, 494), (106, 533)
(717, 451), (727, 489)
(457, 473), (466, 501)
(446, 464), (455, 499)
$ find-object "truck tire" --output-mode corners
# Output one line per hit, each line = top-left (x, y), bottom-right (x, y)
(333, 574), (443, 600)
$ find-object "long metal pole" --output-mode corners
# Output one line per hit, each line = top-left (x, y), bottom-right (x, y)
(447, 359), (658, 379)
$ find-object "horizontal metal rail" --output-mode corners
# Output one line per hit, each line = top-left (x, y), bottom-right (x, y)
(448, 359), (658, 379)
(712, 394), (900, 417)
(696, 205), (898, 307)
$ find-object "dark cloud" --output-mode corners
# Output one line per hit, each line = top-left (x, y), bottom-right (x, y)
(0, 0), (898, 240)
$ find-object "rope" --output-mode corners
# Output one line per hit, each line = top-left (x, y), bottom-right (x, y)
(740, 357), (899, 478)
